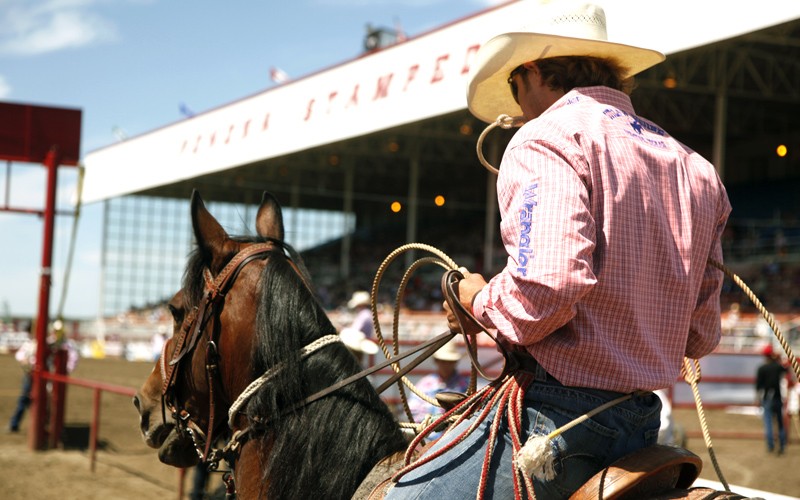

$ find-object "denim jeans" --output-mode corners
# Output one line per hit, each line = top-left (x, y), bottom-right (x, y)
(761, 398), (786, 452)
(386, 373), (661, 499)
(8, 371), (32, 431)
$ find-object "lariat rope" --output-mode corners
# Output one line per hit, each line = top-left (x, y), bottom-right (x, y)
(227, 334), (341, 428)
(708, 258), (800, 381)
(368, 243), (471, 426)
(681, 358), (730, 492)
(476, 114), (525, 174)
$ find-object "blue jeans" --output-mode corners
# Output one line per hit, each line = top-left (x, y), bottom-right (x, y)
(761, 398), (786, 452)
(386, 373), (661, 499)
(8, 371), (32, 431)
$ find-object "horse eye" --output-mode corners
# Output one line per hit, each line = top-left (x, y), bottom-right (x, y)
(168, 304), (184, 325)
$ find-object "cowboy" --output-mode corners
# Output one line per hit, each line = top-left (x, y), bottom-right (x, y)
(387, 2), (730, 498)
(345, 290), (375, 339)
(408, 340), (470, 427)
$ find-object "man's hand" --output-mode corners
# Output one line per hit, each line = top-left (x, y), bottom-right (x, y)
(443, 270), (488, 334)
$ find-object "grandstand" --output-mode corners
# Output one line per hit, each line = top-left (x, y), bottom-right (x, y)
(73, 1), (800, 356)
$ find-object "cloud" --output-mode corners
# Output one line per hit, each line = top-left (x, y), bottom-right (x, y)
(0, 0), (118, 56)
(0, 76), (11, 97)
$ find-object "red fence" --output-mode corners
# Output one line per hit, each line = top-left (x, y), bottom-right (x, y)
(39, 370), (136, 472)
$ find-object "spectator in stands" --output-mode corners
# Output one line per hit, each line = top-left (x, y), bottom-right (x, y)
(345, 290), (374, 339)
(408, 340), (469, 429)
(756, 344), (788, 454)
(389, 2), (731, 498)
(339, 327), (379, 366)
(151, 324), (168, 361)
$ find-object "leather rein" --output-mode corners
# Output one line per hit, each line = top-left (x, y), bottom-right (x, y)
(158, 240), (468, 479)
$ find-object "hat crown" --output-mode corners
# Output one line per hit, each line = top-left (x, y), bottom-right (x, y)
(531, 3), (608, 42)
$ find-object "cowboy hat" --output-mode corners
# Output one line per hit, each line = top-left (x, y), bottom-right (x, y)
(348, 290), (371, 309)
(433, 340), (463, 362)
(467, 1), (665, 123)
(339, 328), (379, 355)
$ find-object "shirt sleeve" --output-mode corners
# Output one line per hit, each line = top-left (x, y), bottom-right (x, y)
(478, 138), (597, 346)
(685, 186), (731, 358)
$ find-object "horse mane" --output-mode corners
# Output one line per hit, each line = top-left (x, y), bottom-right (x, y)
(187, 237), (406, 499)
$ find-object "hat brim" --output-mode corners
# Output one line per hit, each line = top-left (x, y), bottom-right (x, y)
(433, 353), (461, 362)
(467, 32), (665, 123)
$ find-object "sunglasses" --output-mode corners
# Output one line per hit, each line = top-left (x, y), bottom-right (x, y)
(507, 65), (527, 105)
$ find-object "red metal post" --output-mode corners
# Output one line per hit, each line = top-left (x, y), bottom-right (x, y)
(49, 349), (68, 448)
(28, 146), (60, 451)
(90, 387), (101, 472)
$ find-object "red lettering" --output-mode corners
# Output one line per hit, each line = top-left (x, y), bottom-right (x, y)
(225, 125), (234, 144)
(262, 113), (270, 130)
(431, 54), (449, 83)
(327, 91), (338, 113)
(242, 119), (251, 137)
(209, 132), (216, 147)
(193, 135), (202, 153)
(374, 73), (393, 100)
(304, 99), (315, 121)
(180, 140), (188, 153)
(404, 64), (419, 91)
(347, 84), (359, 107)
(462, 44), (480, 74)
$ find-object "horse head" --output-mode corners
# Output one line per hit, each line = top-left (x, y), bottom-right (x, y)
(134, 190), (407, 499)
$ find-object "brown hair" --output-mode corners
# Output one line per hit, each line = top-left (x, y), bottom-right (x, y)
(533, 56), (635, 94)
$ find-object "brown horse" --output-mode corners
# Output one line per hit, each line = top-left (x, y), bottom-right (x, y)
(133, 190), (407, 499)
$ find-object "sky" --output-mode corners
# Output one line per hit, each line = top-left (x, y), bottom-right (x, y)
(0, 0), (503, 320)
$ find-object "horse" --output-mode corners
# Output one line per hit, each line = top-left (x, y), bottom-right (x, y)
(133, 190), (408, 499)
(134, 190), (750, 500)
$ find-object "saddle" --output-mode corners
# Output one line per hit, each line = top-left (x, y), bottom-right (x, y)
(358, 444), (749, 499)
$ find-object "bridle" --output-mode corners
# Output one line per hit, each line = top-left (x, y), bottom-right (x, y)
(160, 241), (282, 467)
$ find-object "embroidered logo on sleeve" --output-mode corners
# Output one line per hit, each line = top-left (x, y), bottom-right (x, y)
(517, 183), (538, 276)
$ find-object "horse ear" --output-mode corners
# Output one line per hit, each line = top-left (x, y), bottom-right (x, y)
(191, 190), (230, 269)
(255, 191), (285, 240)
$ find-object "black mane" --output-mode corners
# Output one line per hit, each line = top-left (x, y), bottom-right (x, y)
(188, 237), (406, 499)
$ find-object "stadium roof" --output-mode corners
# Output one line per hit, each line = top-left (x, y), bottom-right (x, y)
(82, 0), (800, 205)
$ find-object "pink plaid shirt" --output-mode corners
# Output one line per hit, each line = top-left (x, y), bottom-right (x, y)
(472, 87), (731, 392)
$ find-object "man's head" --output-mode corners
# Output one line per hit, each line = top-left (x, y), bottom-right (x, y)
(762, 344), (778, 360)
(467, 1), (665, 123)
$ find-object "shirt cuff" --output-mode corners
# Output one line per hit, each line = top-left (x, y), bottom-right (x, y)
(471, 286), (490, 326)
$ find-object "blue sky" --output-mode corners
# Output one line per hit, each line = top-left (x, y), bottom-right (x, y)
(0, 0), (501, 320)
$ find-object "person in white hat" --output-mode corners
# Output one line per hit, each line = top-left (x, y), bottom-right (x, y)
(390, 1), (731, 498)
(339, 327), (379, 365)
(345, 290), (375, 340)
(407, 340), (469, 431)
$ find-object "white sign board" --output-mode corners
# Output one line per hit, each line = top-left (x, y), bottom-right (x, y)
(82, 0), (800, 203)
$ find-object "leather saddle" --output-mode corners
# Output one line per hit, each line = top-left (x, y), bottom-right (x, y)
(570, 444), (748, 499)
(358, 444), (750, 499)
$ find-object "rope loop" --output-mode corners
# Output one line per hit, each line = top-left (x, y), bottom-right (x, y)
(476, 114), (525, 174)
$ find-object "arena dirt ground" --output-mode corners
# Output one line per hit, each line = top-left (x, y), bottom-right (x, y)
(0, 354), (798, 499)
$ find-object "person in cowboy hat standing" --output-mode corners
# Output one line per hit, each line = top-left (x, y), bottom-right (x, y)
(408, 340), (470, 428)
(388, 1), (730, 498)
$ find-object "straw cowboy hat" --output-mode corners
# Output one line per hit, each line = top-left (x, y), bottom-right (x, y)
(467, 1), (665, 123)
(339, 328), (379, 355)
(433, 340), (463, 362)
(348, 290), (371, 309)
